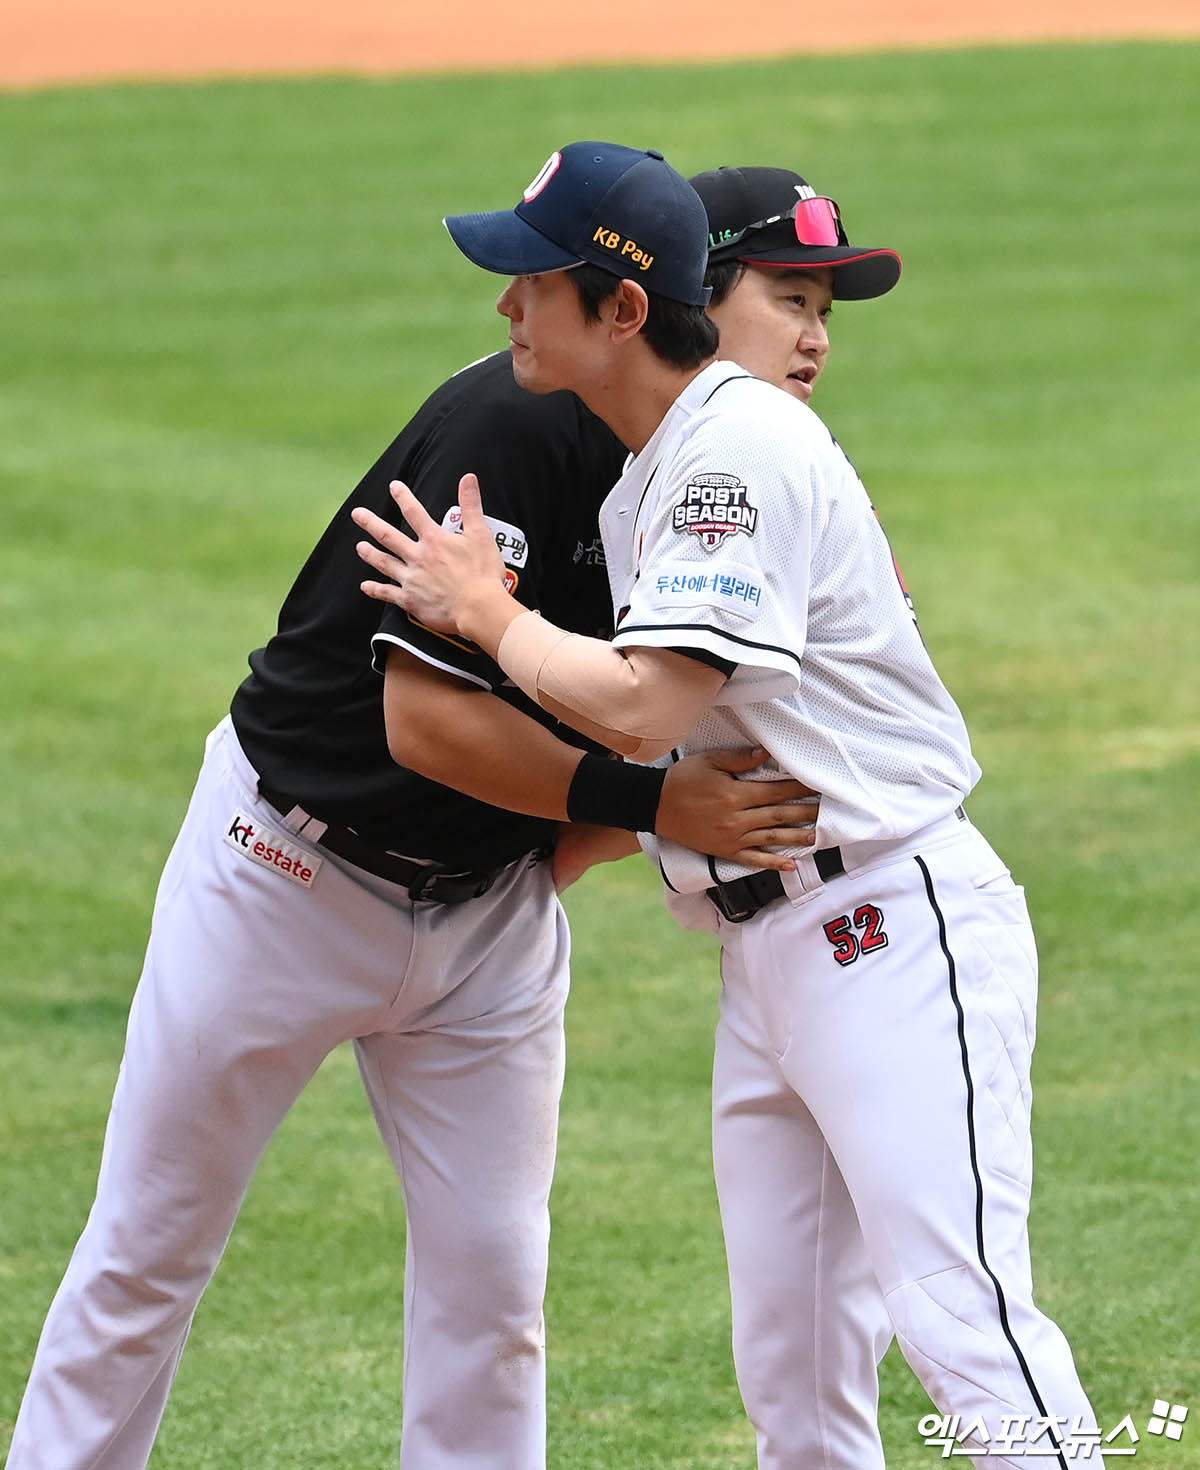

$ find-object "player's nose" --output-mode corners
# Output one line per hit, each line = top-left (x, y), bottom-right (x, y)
(496, 281), (520, 320)
(800, 316), (830, 355)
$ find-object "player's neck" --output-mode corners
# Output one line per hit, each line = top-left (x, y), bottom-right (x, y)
(581, 355), (714, 455)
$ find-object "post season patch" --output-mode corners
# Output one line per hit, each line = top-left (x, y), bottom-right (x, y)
(672, 472), (759, 551)
(224, 811), (322, 889)
(646, 559), (764, 621)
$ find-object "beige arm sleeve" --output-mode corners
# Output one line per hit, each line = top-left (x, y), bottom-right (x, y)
(495, 611), (725, 760)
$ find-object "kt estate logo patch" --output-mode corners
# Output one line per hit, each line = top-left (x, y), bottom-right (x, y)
(672, 473), (759, 551)
(224, 812), (321, 889)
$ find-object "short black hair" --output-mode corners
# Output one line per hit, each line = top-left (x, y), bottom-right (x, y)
(704, 258), (746, 307)
(569, 263), (718, 370)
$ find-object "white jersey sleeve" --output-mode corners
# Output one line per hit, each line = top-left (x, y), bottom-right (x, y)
(607, 379), (832, 702)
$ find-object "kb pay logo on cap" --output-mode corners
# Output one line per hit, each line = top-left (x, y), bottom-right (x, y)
(592, 224), (654, 272)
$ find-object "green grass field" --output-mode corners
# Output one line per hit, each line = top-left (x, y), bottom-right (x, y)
(2, 39), (1198, 1466)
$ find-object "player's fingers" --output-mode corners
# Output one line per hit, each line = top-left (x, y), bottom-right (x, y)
(736, 823), (817, 850)
(349, 504), (418, 557)
(761, 799), (820, 825)
(355, 541), (408, 582)
(701, 751), (819, 804)
(358, 577), (407, 607)
(457, 473), (489, 532)
(389, 480), (439, 536)
(704, 745), (771, 774)
(737, 780), (820, 807)
(730, 847), (795, 872)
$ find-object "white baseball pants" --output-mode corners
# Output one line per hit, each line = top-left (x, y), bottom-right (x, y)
(6, 719), (569, 1469)
(712, 816), (1099, 1469)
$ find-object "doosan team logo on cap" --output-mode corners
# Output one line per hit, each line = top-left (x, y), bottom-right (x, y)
(444, 141), (712, 306)
(523, 152), (563, 201)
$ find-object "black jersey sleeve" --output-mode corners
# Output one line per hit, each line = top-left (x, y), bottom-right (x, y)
(370, 366), (584, 690)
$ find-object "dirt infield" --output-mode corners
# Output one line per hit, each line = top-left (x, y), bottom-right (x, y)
(2, 0), (1196, 90)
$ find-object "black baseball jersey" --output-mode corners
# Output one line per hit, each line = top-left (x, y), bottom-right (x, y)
(231, 352), (627, 869)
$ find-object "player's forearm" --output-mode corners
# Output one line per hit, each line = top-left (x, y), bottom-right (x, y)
(552, 823), (641, 893)
(459, 603), (724, 760)
(383, 648), (669, 837)
(384, 657), (581, 821)
(535, 690), (672, 762)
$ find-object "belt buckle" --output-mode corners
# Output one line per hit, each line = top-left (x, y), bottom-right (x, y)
(466, 870), (498, 900)
(408, 864), (499, 904)
(406, 864), (446, 903)
(707, 882), (756, 924)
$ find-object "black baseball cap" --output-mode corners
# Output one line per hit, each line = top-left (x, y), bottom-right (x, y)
(692, 166), (901, 301)
(444, 141), (712, 307)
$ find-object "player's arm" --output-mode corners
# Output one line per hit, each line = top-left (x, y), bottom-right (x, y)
(550, 824), (640, 892)
(383, 648), (818, 869)
(357, 478), (721, 761)
(382, 645), (588, 818)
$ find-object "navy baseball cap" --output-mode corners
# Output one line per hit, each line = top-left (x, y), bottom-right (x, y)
(692, 166), (901, 301)
(444, 142), (712, 306)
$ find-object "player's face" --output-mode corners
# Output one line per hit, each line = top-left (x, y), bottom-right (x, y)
(496, 270), (604, 396)
(708, 266), (834, 403)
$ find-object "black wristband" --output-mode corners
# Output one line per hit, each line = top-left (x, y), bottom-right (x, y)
(566, 752), (667, 834)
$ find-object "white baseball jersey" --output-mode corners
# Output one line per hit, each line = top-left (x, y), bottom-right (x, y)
(599, 360), (981, 892)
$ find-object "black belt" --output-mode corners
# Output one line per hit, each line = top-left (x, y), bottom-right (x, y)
(707, 848), (844, 924)
(257, 782), (513, 904)
(706, 807), (966, 924)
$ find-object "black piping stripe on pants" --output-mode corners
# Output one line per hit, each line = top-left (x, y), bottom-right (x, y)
(914, 854), (1069, 1470)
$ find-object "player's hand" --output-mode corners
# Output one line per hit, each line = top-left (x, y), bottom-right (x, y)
(352, 474), (509, 637)
(657, 748), (819, 872)
(551, 823), (640, 893)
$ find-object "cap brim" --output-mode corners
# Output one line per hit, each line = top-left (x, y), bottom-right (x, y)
(444, 210), (581, 277)
(735, 244), (902, 300)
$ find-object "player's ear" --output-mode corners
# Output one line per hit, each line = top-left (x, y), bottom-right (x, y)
(609, 279), (649, 342)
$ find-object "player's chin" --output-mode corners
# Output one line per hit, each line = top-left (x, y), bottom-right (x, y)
(510, 353), (558, 397)
(509, 346), (536, 382)
(783, 375), (815, 403)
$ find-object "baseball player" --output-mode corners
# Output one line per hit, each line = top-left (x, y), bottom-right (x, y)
(358, 142), (1102, 1467)
(3, 151), (820, 1469)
